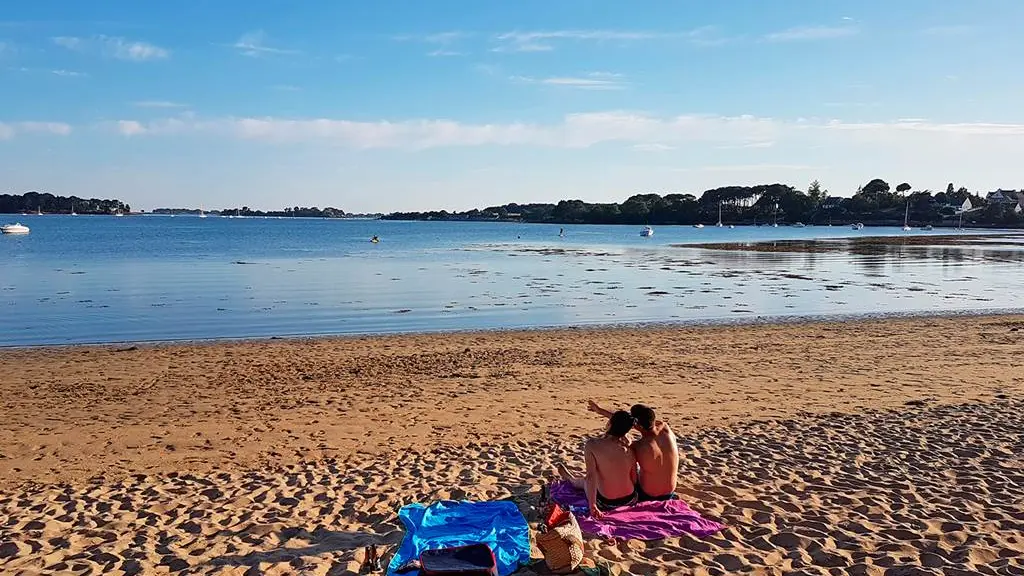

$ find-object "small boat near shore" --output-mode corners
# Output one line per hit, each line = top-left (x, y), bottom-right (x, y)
(640, 226), (654, 237)
(1, 223), (30, 235)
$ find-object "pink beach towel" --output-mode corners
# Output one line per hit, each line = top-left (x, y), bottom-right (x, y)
(548, 481), (724, 541)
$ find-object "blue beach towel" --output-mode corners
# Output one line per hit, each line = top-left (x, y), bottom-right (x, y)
(386, 500), (531, 576)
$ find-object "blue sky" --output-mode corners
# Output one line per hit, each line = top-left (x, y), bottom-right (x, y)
(2, 0), (1023, 212)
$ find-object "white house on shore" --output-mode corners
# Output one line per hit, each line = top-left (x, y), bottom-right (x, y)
(986, 189), (1024, 206)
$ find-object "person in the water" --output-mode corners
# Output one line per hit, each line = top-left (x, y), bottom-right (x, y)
(370, 235), (379, 243)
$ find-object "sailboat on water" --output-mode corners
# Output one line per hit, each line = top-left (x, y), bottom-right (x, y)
(772, 203), (779, 227)
(198, 204), (208, 218)
(902, 201), (912, 231)
(716, 201), (724, 227)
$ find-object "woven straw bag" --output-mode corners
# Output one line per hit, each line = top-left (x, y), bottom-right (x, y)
(536, 511), (585, 574)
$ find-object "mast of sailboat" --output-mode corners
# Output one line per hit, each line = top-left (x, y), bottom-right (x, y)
(773, 202), (778, 226)
(717, 200), (723, 226)
(904, 201), (909, 227)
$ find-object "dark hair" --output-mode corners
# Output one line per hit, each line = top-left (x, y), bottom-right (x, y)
(630, 404), (656, 431)
(608, 411), (635, 438)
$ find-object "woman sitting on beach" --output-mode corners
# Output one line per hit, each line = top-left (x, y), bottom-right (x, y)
(557, 410), (638, 519)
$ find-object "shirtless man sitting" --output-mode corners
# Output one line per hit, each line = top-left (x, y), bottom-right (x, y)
(588, 400), (679, 501)
(557, 410), (638, 519)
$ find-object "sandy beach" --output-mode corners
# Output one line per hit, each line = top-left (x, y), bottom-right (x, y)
(1, 315), (1022, 574)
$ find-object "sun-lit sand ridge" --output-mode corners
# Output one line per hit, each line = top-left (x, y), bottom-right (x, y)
(0, 315), (1022, 574)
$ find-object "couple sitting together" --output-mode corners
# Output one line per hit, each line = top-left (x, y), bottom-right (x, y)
(558, 400), (679, 519)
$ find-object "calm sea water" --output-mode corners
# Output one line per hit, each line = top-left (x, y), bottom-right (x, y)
(2, 215), (1022, 346)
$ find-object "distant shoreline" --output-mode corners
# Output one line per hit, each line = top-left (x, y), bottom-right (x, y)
(4, 307), (1022, 351)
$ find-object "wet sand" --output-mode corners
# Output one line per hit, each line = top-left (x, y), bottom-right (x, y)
(1, 315), (1022, 574)
(680, 232), (1024, 254)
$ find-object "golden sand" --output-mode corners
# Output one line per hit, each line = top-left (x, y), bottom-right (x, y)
(1, 315), (1022, 574)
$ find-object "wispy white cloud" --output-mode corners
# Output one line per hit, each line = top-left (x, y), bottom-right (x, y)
(0, 121), (72, 139)
(51, 69), (87, 77)
(427, 49), (464, 57)
(675, 163), (820, 173)
(716, 140), (775, 150)
(230, 30), (298, 57)
(104, 112), (1024, 150)
(491, 28), (723, 52)
(115, 120), (147, 136)
(631, 143), (676, 152)
(393, 31), (469, 44)
(764, 26), (858, 42)
(680, 26), (736, 47)
(51, 35), (170, 61)
(512, 71), (628, 90)
(132, 100), (187, 108)
(110, 39), (169, 61)
(52, 36), (81, 50)
(394, 32), (470, 56)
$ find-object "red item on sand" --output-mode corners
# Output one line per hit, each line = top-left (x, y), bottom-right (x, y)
(543, 503), (571, 529)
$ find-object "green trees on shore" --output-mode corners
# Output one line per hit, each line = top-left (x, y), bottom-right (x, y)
(0, 192), (130, 215)
(152, 206), (349, 218)
(384, 179), (1021, 227)
(6, 180), (1022, 227)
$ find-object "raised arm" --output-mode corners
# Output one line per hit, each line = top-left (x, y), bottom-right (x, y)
(587, 400), (615, 419)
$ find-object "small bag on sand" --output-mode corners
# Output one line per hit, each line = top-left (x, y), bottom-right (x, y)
(536, 503), (585, 574)
(419, 543), (498, 576)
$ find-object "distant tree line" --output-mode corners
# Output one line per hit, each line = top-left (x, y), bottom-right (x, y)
(383, 179), (1024, 227)
(0, 192), (130, 215)
(153, 206), (349, 218)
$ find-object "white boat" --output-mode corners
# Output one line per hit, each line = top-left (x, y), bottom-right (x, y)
(852, 222), (865, 230)
(922, 225), (933, 231)
(902, 202), (912, 231)
(693, 223), (704, 229)
(716, 201), (724, 227)
(1, 223), (30, 235)
(793, 222), (806, 228)
(36, 208), (42, 216)
(640, 226), (654, 237)
(728, 224), (735, 229)
(198, 204), (208, 218)
(70, 206), (77, 216)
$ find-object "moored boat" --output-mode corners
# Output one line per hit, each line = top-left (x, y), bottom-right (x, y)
(1, 223), (30, 235)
